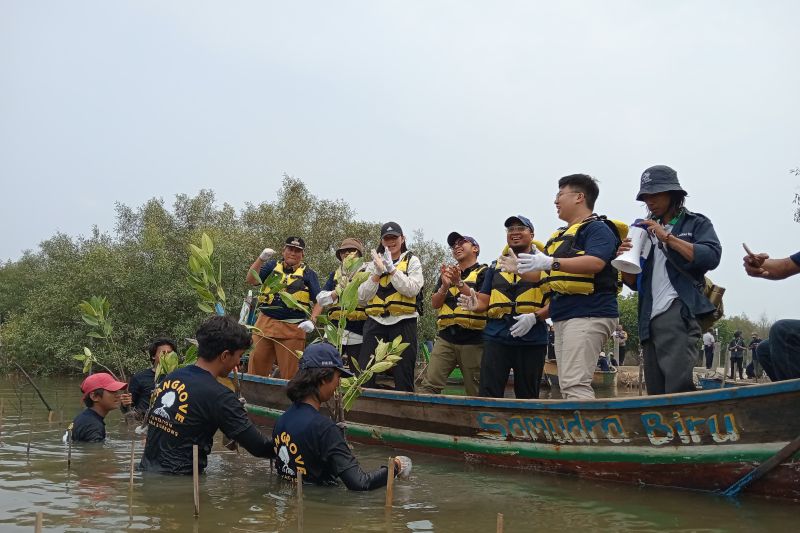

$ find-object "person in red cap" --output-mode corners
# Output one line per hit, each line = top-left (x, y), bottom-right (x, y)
(69, 373), (131, 442)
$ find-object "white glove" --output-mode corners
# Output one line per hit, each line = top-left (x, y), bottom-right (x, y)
(316, 290), (336, 307)
(297, 320), (315, 333)
(259, 247), (275, 261)
(394, 455), (413, 480)
(498, 251), (519, 273)
(456, 288), (479, 310)
(383, 249), (396, 274)
(371, 249), (386, 275)
(517, 252), (553, 273)
(509, 313), (537, 337)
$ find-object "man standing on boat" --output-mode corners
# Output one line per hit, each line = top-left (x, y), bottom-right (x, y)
(514, 175), (624, 400)
(245, 237), (322, 380)
(418, 232), (487, 396)
(457, 215), (549, 399)
(743, 248), (800, 381)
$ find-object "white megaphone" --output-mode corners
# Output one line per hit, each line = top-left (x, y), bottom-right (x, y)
(611, 219), (650, 274)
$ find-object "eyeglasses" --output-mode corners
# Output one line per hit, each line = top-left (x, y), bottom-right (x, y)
(505, 225), (530, 234)
(555, 190), (582, 200)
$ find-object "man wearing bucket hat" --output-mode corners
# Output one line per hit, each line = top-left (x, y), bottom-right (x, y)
(418, 231), (487, 396)
(314, 238), (369, 366)
(246, 236), (322, 380)
(272, 343), (413, 490)
(69, 373), (132, 442)
(618, 165), (721, 395)
(457, 215), (549, 399)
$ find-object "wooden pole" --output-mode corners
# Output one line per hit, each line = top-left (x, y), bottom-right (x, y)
(67, 429), (73, 471)
(297, 470), (304, 532)
(637, 350), (644, 396)
(129, 437), (136, 490)
(496, 513), (504, 533)
(0, 398), (4, 444)
(385, 457), (395, 508)
(26, 419), (33, 462)
(192, 444), (200, 517)
(12, 361), (55, 417)
(34, 512), (43, 533)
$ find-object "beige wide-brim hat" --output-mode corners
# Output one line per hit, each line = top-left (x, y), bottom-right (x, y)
(336, 238), (365, 260)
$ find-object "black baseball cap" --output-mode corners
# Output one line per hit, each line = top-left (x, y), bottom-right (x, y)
(504, 215), (534, 231)
(284, 236), (305, 250)
(299, 343), (353, 377)
(380, 222), (403, 238)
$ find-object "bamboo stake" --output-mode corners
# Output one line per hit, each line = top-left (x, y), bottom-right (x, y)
(67, 429), (73, 471)
(192, 445), (200, 517)
(0, 398), (4, 444)
(12, 361), (55, 418)
(26, 420), (33, 462)
(638, 351), (644, 396)
(297, 470), (304, 532)
(34, 512), (43, 533)
(129, 437), (136, 490)
(385, 457), (395, 508)
(496, 513), (504, 533)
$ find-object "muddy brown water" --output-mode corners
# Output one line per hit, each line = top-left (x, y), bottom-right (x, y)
(0, 376), (797, 532)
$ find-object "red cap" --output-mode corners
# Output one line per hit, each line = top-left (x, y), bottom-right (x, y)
(80, 373), (127, 399)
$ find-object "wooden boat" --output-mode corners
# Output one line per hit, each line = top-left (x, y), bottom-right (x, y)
(543, 359), (618, 390)
(698, 376), (758, 390)
(241, 373), (800, 501)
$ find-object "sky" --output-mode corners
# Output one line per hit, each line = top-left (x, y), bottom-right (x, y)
(1, 1), (798, 321)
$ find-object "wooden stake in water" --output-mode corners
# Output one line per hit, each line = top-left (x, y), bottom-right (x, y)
(297, 470), (304, 532)
(34, 512), (43, 533)
(0, 398), (4, 444)
(129, 438), (136, 490)
(385, 457), (395, 508)
(67, 429), (73, 470)
(192, 444), (200, 517)
(26, 420), (33, 462)
(496, 513), (504, 533)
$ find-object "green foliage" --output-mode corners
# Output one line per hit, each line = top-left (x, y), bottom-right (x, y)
(74, 296), (127, 380)
(187, 233), (226, 315)
(0, 175), (448, 375)
(614, 292), (640, 362)
(408, 229), (450, 344)
(339, 336), (408, 411)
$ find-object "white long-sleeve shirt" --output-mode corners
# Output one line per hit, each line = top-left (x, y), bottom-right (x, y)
(358, 251), (424, 326)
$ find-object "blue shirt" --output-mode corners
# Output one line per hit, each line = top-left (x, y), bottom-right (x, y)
(258, 260), (321, 320)
(791, 251), (800, 266)
(549, 220), (619, 322)
(479, 265), (548, 346)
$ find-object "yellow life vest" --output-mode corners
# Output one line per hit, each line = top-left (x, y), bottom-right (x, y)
(257, 261), (311, 311)
(487, 244), (549, 319)
(541, 215), (628, 296)
(328, 266), (368, 322)
(436, 264), (488, 331)
(365, 251), (420, 317)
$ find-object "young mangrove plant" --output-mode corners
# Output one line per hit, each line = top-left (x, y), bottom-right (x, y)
(73, 296), (127, 380)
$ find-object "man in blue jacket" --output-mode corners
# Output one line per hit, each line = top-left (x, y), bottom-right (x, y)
(619, 165), (721, 394)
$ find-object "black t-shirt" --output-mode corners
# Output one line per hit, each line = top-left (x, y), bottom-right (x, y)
(71, 408), (106, 442)
(435, 264), (487, 345)
(139, 365), (257, 474)
(273, 402), (388, 491)
(128, 367), (156, 413)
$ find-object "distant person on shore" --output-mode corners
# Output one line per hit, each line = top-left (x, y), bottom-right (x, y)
(273, 343), (412, 490)
(743, 248), (800, 381)
(127, 337), (176, 416)
(618, 165), (721, 394)
(68, 373), (132, 443)
(728, 330), (745, 380)
(140, 316), (275, 474)
(702, 329), (715, 370)
(748, 333), (763, 377)
(612, 324), (628, 365)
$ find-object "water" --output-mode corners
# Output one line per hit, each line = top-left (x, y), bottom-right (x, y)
(0, 377), (797, 532)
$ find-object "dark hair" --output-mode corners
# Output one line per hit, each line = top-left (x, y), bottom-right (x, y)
(83, 388), (104, 408)
(645, 191), (687, 220)
(148, 337), (177, 363)
(195, 316), (252, 361)
(558, 174), (600, 210)
(376, 239), (408, 255)
(286, 368), (337, 403)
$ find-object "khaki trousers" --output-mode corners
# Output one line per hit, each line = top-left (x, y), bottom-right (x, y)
(418, 338), (483, 397)
(553, 317), (617, 400)
(249, 313), (306, 380)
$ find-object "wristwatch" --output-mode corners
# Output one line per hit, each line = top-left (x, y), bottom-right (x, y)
(551, 260), (561, 271)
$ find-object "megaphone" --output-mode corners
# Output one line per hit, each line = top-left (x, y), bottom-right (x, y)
(611, 220), (650, 274)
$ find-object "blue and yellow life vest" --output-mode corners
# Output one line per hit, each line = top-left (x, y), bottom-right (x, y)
(541, 215), (628, 296)
(487, 243), (549, 319)
(257, 262), (311, 311)
(437, 264), (488, 331)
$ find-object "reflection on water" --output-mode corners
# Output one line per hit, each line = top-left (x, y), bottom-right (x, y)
(0, 377), (797, 532)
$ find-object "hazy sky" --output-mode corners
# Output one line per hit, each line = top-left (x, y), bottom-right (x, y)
(2, 1), (798, 321)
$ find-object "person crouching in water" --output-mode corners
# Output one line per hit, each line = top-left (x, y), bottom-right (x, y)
(69, 373), (132, 442)
(273, 343), (412, 490)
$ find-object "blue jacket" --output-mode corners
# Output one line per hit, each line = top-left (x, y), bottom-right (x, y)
(634, 210), (721, 342)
